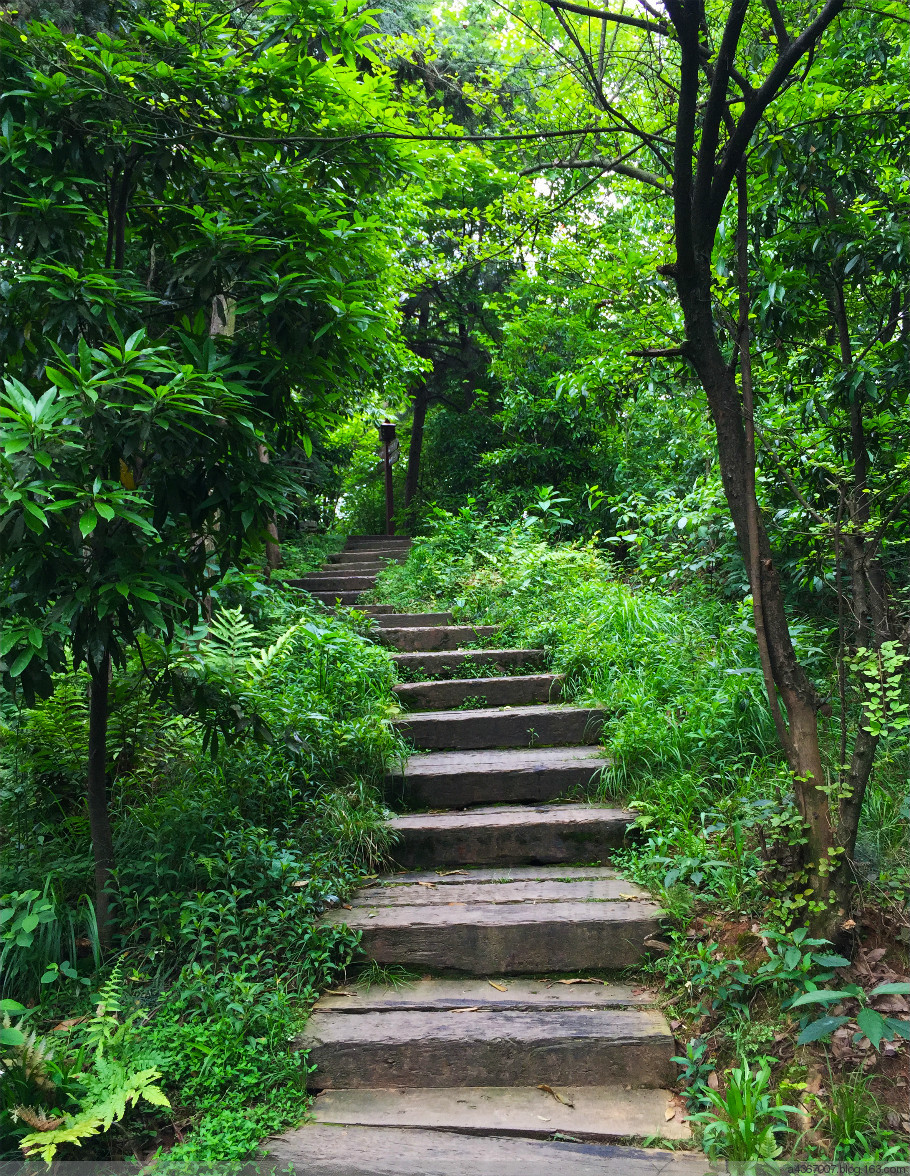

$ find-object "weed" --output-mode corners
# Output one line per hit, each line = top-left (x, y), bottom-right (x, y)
(688, 1056), (798, 1160)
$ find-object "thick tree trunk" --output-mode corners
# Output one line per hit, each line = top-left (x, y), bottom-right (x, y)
(87, 654), (115, 949)
(404, 384), (429, 513)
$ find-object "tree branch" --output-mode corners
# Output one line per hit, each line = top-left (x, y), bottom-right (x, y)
(707, 0), (847, 233)
(541, 0), (668, 34)
(520, 155), (672, 193)
(763, 0), (792, 47)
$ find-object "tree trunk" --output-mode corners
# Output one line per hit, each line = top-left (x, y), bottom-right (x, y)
(87, 654), (115, 950)
(404, 384), (429, 514)
(257, 443), (281, 574)
(676, 256), (841, 932)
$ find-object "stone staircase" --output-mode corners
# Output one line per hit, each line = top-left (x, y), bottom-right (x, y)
(272, 536), (708, 1175)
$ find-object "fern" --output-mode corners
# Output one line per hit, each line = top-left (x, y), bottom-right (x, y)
(246, 621), (304, 684)
(17, 1062), (170, 1162)
(204, 607), (260, 685)
(13, 968), (171, 1162)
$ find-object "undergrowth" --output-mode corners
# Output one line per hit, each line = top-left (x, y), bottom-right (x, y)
(0, 535), (402, 1161)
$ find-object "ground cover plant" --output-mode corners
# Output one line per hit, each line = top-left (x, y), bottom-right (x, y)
(371, 505), (910, 1161)
(1, 536), (401, 1160)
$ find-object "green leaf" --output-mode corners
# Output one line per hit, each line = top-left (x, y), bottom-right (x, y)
(797, 1015), (850, 1045)
(856, 1007), (886, 1049)
(9, 647), (35, 677)
(0, 1026), (26, 1046)
(868, 982), (910, 996)
(0, 998), (26, 1013)
(79, 508), (98, 537)
(813, 954), (850, 968)
(788, 988), (853, 1008)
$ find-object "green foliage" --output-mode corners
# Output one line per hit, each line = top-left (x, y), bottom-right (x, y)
(688, 1056), (798, 1161)
(0, 887), (99, 1000)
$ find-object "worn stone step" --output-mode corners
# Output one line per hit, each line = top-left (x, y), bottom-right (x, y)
(350, 876), (648, 907)
(308, 590), (367, 605)
(389, 746), (610, 807)
(310, 1084), (690, 1143)
(314, 977), (656, 1014)
(353, 604), (398, 615)
(388, 804), (629, 867)
(392, 704), (605, 750)
(393, 673), (563, 712)
(324, 897), (659, 973)
(298, 1005), (674, 1089)
(391, 648), (546, 677)
(270, 1125), (707, 1176)
(377, 612), (454, 629)
(329, 550), (409, 563)
(346, 535), (412, 545)
(298, 575), (377, 591)
(379, 625), (499, 653)
(317, 562), (388, 574)
(383, 864), (627, 886)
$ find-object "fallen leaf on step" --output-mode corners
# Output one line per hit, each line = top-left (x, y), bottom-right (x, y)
(416, 881), (436, 888)
(556, 978), (603, 985)
(437, 870), (469, 876)
(450, 1006), (481, 1013)
(619, 893), (640, 901)
(342, 904), (352, 909)
(707, 1072), (719, 1090)
(536, 1116), (551, 1122)
(538, 1084), (574, 1107)
(665, 1104), (676, 1121)
(325, 990), (356, 997)
(488, 981), (508, 992)
(644, 938), (672, 953)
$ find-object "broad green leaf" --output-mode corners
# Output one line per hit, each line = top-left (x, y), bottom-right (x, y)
(856, 1007), (886, 1049)
(796, 1015), (849, 1045)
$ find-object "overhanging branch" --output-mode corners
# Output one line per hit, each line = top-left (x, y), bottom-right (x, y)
(541, 0), (668, 34)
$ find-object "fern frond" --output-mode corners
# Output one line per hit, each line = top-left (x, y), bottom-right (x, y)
(2, 1024), (57, 1093)
(246, 621), (304, 684)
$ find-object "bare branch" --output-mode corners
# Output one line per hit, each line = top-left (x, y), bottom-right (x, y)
(520, 155), (672, 192)
(763, 0), (792, 47)
(541, 0), (668, 34)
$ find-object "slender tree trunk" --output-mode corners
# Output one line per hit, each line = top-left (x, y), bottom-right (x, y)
(676, 257), (839, 931)
(404, 384), (429, 514)
(257, 443), (281, 574)
(87, 654), (115, 949)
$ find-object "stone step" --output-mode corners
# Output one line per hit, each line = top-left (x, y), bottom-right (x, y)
(350, 876), (649, 907)
(297, 575), (377, 591)
(270, 1125), (707, 1176)
(314, 977), (655, 1013)
(308, 590), (367, 605)
(345, 535), (412, 545)
(377, 612), (454, 629)
(393, 674), (564, 711)
(388, 804), (630, 868)
(379, 625), (499, 652)
(382, 864), (629, 887)
(298, 1004), (674, 1089)
(317, 562), (388, 574)
(329, 550), (409, 563)
(391, 648), (546, 677)
(309, 1084), (690, 1143)
(324, 891), (658, 974)
(353, 604), (398, 615)
(392, 704), (606, 750)
(390, 746), (610, 807)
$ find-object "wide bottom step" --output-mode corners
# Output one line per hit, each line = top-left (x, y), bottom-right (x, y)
(310, 1084), (690, 1142)
(269, 1125), (711, 1175)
